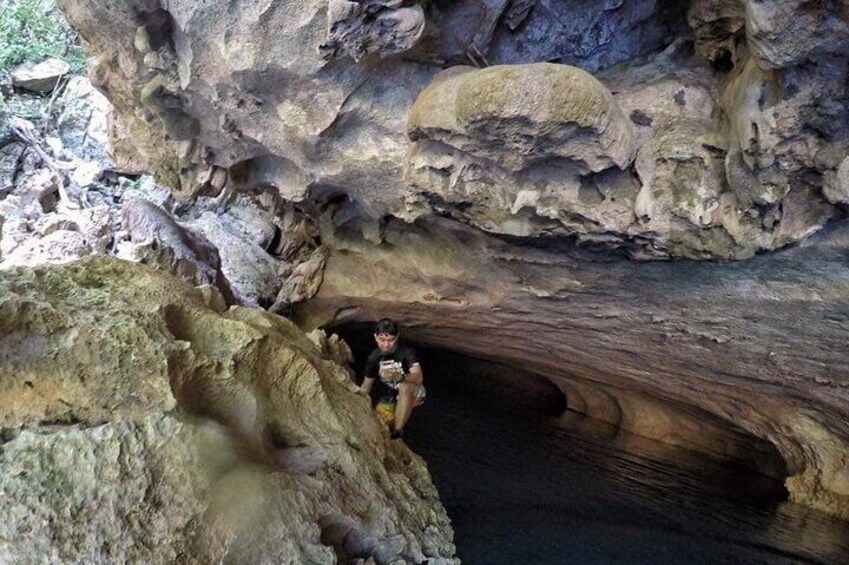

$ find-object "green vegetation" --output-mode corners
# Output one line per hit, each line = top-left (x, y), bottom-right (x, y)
(0, 0), (84, 72)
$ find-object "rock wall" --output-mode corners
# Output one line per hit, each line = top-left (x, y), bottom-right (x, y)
(48, 0), (849, 524)
(296, 216), (849, 521)
(55, 0), (849, 259)
(0, 257), (456, 563)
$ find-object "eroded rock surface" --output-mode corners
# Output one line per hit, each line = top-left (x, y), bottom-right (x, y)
(48, 0), (849, 526)
(0, 257), (457, 564)
(297, 217), (849, 521)
(54, 0), (849, 260)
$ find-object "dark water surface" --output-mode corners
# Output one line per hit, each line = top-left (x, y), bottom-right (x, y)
(399, 362), (849, 564)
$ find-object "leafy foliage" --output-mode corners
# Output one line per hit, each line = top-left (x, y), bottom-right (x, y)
(0, 0), (85, 72)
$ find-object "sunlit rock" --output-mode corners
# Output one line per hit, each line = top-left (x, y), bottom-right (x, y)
(11, 58), (70, 94)
(408, 63), (634, 172)
(0, 257), (457, 563)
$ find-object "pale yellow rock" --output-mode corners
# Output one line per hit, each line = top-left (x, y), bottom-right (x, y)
(409, 63), (635, 172)
(0, 257), (457, 563)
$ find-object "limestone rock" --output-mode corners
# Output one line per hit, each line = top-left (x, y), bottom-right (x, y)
(0, 142), (26, 195)
(0, 415), (216, 564)
(270, 245), (330, 313)
(120, 198), (235, 302)
(0, 257), (457, 563)
(53, 0), (849, 260)
(743, 0), (849, 69)
(11, 58), (70, 94)
(824, 156), (849, 205)
(183, 211), (281, 308)
(323, 0), (427, 61)
(0, 229), (89, 269)
(299, 216), (849, 522)
(409, 63), (634, 173)
(377, 0), (690, 73)
(687, 0), (745, 68)
(220, 193), (280, 249)
(57, 76), (114, 167)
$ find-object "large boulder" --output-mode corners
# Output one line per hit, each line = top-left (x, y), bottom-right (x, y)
(0, 257), (457, 563)
(56, 76), (115, 167)
(119, 198), (235, 302)
(182, 211), (281, 307)
(408, 63), (634, 173)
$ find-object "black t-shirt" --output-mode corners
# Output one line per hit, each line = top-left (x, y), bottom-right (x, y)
(364, 345), (419, 401)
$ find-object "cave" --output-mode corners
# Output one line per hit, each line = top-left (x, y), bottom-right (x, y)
(331, 320), (788, 479)
(4, 0), (849, 562)
(324, 322), (849, 563)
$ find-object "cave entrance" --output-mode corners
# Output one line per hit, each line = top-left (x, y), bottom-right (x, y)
(324, 322), (844, 563)
(329, 321), (787, 484)
(332, 321), (568, 419)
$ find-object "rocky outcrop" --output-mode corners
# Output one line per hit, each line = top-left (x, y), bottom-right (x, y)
(408, 63), (635, 172)
(0, 257), (457, 563)
(323, 0), (427, 62)
(54, 0), (849, 260)
(296, 216), (849, 521)
(49, 0), (849, 524)
(0, 80), (321, 310)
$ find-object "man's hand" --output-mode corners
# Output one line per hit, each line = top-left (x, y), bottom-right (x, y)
(379, 364), (404, 383)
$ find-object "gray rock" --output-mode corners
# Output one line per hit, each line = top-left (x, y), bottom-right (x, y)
(0, 229), (89, 269)
(183, 211), (281, 307)
(57, 76), (114, 166)
(120, 198), (235, 302)
(11, 58), (70, 94)
(324, 0), (427, 61)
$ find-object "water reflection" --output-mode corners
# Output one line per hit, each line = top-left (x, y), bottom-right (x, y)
(402, 354), (849, 565)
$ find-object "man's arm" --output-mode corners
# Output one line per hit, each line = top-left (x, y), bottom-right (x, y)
(359, 353), (378, 394)
(359, 377), (375, 394)
(405, 363), (423, 385)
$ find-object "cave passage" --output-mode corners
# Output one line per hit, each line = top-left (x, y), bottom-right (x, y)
(333, 323), (849, 564)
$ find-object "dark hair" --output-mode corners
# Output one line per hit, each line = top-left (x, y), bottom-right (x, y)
(374, 317), (399, 336)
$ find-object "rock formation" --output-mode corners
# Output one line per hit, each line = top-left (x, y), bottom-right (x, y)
(297, 215), (849, 521)
(0, 257), (457, 563)
(37, 0), (849, 525)
(54, 0), (849, 259)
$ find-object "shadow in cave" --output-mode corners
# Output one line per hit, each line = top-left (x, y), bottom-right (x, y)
(330, 322), (849, 565)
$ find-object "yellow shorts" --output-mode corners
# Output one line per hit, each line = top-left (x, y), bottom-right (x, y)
(374, 386), (426, 427)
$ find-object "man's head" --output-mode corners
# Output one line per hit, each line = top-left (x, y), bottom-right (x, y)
(374, 318), (399, 354)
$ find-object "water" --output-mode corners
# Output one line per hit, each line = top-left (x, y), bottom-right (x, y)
(400, 362), (849, 564)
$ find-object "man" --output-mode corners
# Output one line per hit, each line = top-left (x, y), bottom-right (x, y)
(359, 318), (425, 439)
